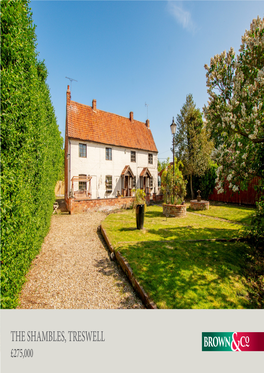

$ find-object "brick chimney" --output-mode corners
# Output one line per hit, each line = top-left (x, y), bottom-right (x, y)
(146, 119), (150, 128)
(66, 85), (71, 104)
(92, 99), (96, 110)
(130, 112), (133, 122)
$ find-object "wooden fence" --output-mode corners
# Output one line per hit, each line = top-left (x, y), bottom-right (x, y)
(208, 177), (261, 205)
(55, 180), (65, 197)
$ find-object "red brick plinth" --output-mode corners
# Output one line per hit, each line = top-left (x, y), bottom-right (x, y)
(190, 200), (209, 210)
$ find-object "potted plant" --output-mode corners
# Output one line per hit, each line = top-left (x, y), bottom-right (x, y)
(160, 158), (187, 217)
(132, 188), (146, 229)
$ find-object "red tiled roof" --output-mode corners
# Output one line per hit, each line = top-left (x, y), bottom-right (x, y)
(66, 95), (158, 153)
(140, 167), (152, 177)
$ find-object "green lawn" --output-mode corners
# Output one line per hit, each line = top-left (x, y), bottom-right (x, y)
(102, 205), (262, 309)
(187, 202), (256, 225)
(103, 205), (242, 246)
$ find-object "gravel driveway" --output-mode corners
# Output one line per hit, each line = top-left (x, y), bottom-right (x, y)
(17, 212), (144, 309)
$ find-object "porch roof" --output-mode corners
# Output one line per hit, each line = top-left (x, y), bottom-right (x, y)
(140, 167), (152, 178)
(71, 176), (92, 182)
(121, 165), (134, 177)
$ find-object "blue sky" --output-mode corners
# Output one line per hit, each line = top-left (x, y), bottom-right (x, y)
(30, 1), (264, 161)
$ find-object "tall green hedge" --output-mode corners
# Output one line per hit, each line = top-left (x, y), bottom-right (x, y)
(185, 162), (217, 200)
(1, 0), (63, 308)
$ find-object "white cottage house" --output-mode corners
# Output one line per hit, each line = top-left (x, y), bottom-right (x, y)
(64, 86), (158, 205)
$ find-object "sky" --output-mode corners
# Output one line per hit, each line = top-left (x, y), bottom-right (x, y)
(30, 0), (264, 161)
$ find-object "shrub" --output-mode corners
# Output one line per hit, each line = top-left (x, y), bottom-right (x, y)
(185, 162), (217, 200)
(131, 189), (147, 213)
(245, 193), (264, 248)
(1, 0), (63, 308)
(199, 162), (218, 199)
(161, 159), (187, 204)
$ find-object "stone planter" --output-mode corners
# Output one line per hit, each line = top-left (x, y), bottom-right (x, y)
(162, 203), (186, 217)
(190, 200), (209, 210)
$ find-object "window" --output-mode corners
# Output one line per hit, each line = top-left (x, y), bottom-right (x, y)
(133, 176), (136, 188)
(131, 151), (136, 162)
(79, 143), (87, 158)
(150, 177), (153, 189)
(106, 148), (112, 160)
(148, 153), (153, 164)
(105, 175), (112, 192)
(79, 174), (87, 190)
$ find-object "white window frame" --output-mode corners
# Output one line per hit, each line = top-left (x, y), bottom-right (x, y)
(106, 148), (112, 160)
(148, 153), (153, 164)
(79, 174), (87, 191)
(131, 151), (136, 162)
(79, 143), (87, 158)
(105, 175), (112, 192)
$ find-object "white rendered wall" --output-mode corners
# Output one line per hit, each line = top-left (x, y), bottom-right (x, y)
(68, 139), (158, 199)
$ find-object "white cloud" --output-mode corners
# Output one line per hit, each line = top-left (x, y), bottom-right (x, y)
(167, 1), (196, 33)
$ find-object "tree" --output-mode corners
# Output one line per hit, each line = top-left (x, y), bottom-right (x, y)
(203, 16), (264, 194)
(174, 94), (214, 199)
(158, 158), (171, 173)
(1, 0), (63, 308)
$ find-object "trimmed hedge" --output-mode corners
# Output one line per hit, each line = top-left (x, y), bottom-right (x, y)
(1, 0), (63, 308)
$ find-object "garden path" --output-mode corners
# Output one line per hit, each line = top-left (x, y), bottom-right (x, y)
(17, 212), (144, 309)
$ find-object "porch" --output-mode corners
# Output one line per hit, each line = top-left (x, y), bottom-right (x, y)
(70, 175), (92, 199)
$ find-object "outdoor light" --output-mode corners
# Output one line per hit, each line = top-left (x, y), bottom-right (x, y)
(170, 117), (176, 135)
(170, 117), (176, 177)
(170, 117), (176, 202)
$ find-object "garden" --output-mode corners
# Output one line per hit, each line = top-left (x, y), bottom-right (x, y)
(102, 203), (263, 309)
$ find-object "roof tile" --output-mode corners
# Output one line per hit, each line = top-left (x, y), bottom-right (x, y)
(67, 98), (158, 153)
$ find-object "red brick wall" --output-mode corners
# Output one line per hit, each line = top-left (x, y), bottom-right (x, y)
(66, 196), (134, 214)
(145, 194), (150, 204)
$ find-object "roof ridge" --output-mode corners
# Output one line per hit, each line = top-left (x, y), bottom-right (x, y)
(70, 100), (146, 125)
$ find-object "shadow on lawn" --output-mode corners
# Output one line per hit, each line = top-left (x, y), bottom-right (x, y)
(145, 210), (164, 218)
(119, 226), (240, 241)
(187, 205), (255, 225)
(118, 239), (260, 309)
